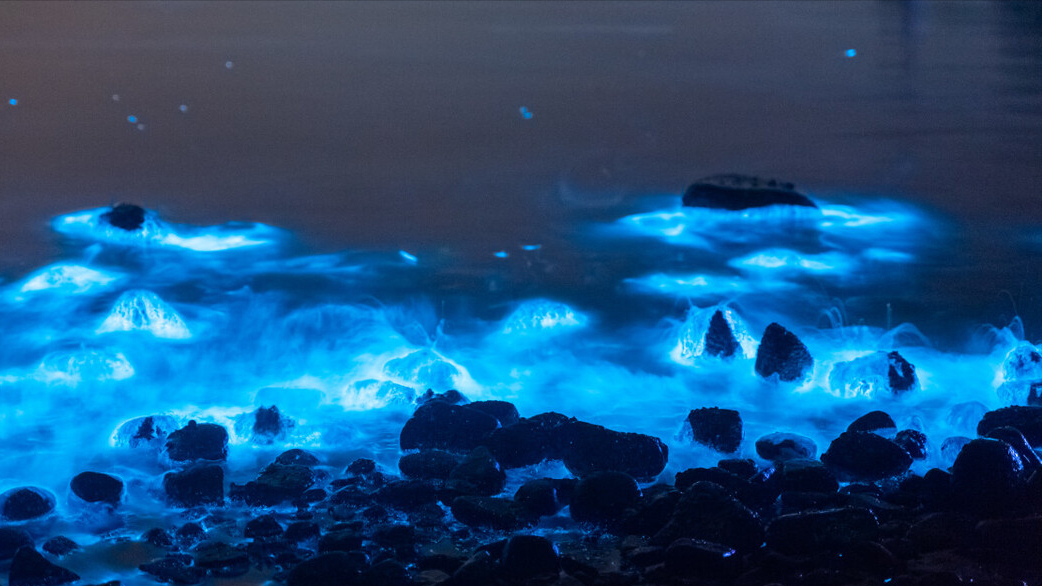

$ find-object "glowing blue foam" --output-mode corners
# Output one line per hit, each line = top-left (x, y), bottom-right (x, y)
(97, 290), (191, 339)
(729, 249), (855, 276)
(52, 207), (279, 251)
(383, 348), (460, 390)
(18, 264), (119, 294)
(502, 299), (588, 335)
(626, 272), (795, 301)
(179, 104), (188, 113)
(671, 306), (757, 365)
(34, 349), (135, 386)
(827, 351), (896, 399)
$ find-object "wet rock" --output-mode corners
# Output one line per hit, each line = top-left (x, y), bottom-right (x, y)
(682, 174), (816, 210)
(165, 420), (228, 462)
(286, 551), (367, 586)
(755, 432), (816, 462)
(513, 478), (573, 519)
(70, 471), (123, 505)
(140, 555), (205, 584)
(400, 450), (462, 480)
(101, 203), (146, 231)
(449, 550), (497, 586)
(906, 513), (976, 552)
(230, 464), (315, 506)
(766, 507), (879, 554)
(686, 407), (743, 453)
(983, 426), (1042, 471)
(718, 458), (757, 478)
(175, 523), (206, 548)
(447, 447), (507, 496)
(705, 310), (740, 358)
(466, 400), (521, 427)
(1, 487), (56, 521)
(0, 528), (33, 561)
(779, 458), (839, 493)
(830, 352), (919, 397)
(318, 530), (364, 554)
(450, 496), (523, 530)
(193, 541), (248, 576)
(163, 464), (224, 507)
(622, 485), (681, 536)
(561, 421), (668, 481)
(501, 535), (560, 581)
(847, 410), (897, 434)
(654, 481), (764, 552)
(284, 521), (321, 543)
(142, 528), (173, 548)
(346, 458), (377, 475)
(754, 323), (813, 382)
(674, 467), (747, 495)
(822, 431), (912, 481)
(975, 517), (1042, 570)
(42, 537), (78, 557)
(244, 514), (283, 539)
(895, 429), (928, 460)
(360, 559), (411, 586)
(950, 438), (1025, 516)
(248, 405), (292, 443)
(663, 539), (740, 578)
(115, 415), (180, 449)
(10, 547), (80, 586)
(276, 448), (320, 467)
(920, 468), (954, 511)
(374, 479), (439, 511)
(977, 406), (1042, 446)
(570, 471), (641, 527)
(887, 351), (918, 393)
(484, 412), (574, 468)
(400, 401), (499, 452)
(416, 389), (468, 406)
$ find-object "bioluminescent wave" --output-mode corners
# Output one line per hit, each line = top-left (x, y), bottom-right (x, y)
(0, 199), (1032, 584)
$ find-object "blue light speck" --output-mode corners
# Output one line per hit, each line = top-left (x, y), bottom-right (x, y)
(225, 61), (234, 69)
(8, 98), (17, 106)
(127, 115), (138, 123)
(519, 106), (533, 120)
(521, 244), (542, 251)
(179, 104), (188, 113)
(845, 49), (857, 58)
(494, 251), (509, 259)
(399, 250), (418, 264)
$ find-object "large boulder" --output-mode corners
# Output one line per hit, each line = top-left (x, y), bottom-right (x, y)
(513, 478), (574, 520)
(977, 406), (1042, 447)
(821, 431), (912, 482)
(561, 422), (669, 481)
(754, 323), (813, 382)
(446, 447), (507, 496)
(399, 450), (461, 480)
(653, 482), (764, 552)
(399, 401), (499, 452)
(950, 438), (1025, 516)
(465, 400), (521, 427)
(0, 487), (56, 521)
(704, 310), (740, 358)
(70, 471), (123, 505)
(847, 410), (896, 434)
(570, 471), (642, 527)
(894, 429), (928, 460)
(165, 420), (228, 462)
(9, 547), (79, 586)
(484, 412), (574, 468)
(682, 174), (816, 211)
(686, 408), (743, 453)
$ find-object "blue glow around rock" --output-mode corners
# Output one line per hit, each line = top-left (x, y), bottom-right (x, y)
(671, 306), (757, 364)
(501, 299), (588, 335)
(34, 348), (135, 386)
(383, 348), (460, 390)
(96, 289), (191, 339)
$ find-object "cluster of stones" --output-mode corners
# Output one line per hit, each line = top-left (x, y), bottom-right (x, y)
(3, 385), (1041, 585)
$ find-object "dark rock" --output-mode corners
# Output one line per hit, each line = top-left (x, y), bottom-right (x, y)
(165, 420), (228, 462)
(484, 412), (574, 468)
(251, 406), (287, 442)
(779, 458), (838, 493)
(654, 481), (764, 552)
(766, 507), (878, 554)
(318, 530), (364, 554)
(175, 523), (206, 547)
(674, 467), (747, 495)
(622, 486), (680, 536)
(447, 447), (506, 496)
(625, 545), (665, 568)
(163, 464), (224, 507)
(906, 513), (975, 552)
(139, 556), (204, 584)
(466, 401), (521, 427)
(101, 203), (146, 231)
(70, 471), (123, 505)
(501, 535), (560, 581)
(983, 426), (1042, 471)
(561, 421), (668, 481)
(686, 407), (743, 453)
(400, 401), (499, 452)
(682, 174), (816, 211)
(663, 538), (740, 578)
(449, 551), (496, 586)
(755, 432), (816, 462)
(847, 410), (897, 434)
(950, 438), (1025, 516)
(894, 429), (928, 460)
(450, 496), (523, 530)
(920, 468), (953, 511)
(41, 537), (78, 557)
(142, 528), (173, 548)
(718, 458), (757, 478)
(9, 547), (80, 586)
(193, 541), (248, 575)
(570, 471), (641, 527)
(230, 464), (315, 506)
(975, 517), (1042, 570)
(754, 323), (813, 382)
(1030, 382), (1042, 406)
(374, 479), (439, 511)
(0, 528), (33, 561)
(778, 491), (849, 514)
(284, 522), (321, 543)
(359, 559), (411, 586)
(276, 448), (320, 467)
(346, 458), (377, 475)
(705, 310), (739, 358)
(513, 478), (571, 519)
(977, 406), (1042, 447)
(371, 525), (416, 553)
(887, 351), (918, 393)
(1, 487), (56, 521)
(822, 431), (912, 482)
(416, 389), (468, 406)
(286, 551), (366, 586)
(399, 450), (461, 480)
(244, 514), (283, 539)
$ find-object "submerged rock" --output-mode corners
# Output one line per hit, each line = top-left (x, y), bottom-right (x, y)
(165, 420), (228, 462)
(755, 432), (816, 461)
(9, 547), (80, 586)
(70, 471), (123, 505)
(704, 310), (739, 358)
(821, 431), (912, 482)
(754, 323), (813, 382)
(101, 203), (146, 231)
(682, 174), (817, 211)
(686, 407), (743, 453)
(399, 401), (499, 452)
(163, 465), (224, 507)
(977, 406), (1042, 447)
(1, 487), (56, 521)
